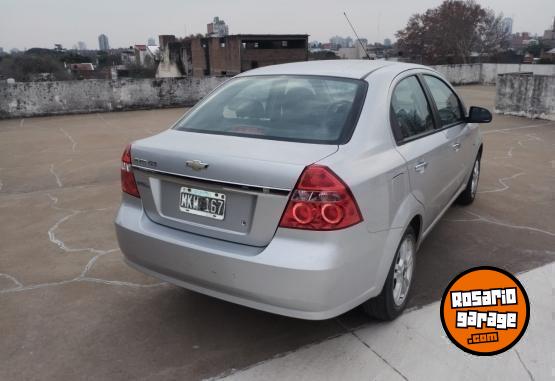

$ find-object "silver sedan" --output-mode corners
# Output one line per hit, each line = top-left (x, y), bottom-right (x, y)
(115, 60), (491, 320)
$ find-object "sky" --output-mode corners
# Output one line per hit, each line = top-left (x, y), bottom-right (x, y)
(1, 0), (553, 51)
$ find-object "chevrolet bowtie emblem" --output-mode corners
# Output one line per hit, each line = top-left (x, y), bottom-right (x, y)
(185, 160), (209, 171)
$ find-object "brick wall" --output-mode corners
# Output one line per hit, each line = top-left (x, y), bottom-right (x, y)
(191, 39), (207, 78)
(191, 36), (308, 77)
(241, 48), (308, 71)
(209, 37), (241, 76)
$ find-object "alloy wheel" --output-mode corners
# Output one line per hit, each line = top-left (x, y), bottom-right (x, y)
(392, 234), (415, 307)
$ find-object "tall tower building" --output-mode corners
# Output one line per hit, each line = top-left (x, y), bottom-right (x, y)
(98, 34), (110, 51)
(501, 18), (513, 35)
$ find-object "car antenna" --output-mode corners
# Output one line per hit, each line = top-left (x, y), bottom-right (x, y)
(343, 11), (372, 60)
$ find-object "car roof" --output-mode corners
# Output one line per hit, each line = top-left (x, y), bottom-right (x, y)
(236, 60), (430, 80)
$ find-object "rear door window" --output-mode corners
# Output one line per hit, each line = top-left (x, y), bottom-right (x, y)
(422, 75), (464, 127)
(174, 75), (367, 144)
(390, 76), (435, 142)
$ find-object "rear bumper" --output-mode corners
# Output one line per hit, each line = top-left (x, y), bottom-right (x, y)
(115, 196), (392, 320)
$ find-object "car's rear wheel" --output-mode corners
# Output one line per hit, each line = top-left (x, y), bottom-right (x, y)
(363, 226), (416, 321)
(457, 154), (481, 205)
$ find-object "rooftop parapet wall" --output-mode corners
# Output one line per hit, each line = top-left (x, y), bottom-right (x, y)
(495, 73), (555, 121)
(431, 63), (555, 85)
(0, 77), (226, 119)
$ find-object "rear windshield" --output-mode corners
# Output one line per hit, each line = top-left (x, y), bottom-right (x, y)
(173, 75), (367, 144)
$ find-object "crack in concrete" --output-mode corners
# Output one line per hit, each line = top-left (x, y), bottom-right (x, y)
(49, 164), (63, 187)
(350, 330), (409, 381)
(0, 273), (24, 290)
(489, 129), (547, 161)
(46, 194), (109, 254)
(482, 121), (555, 135)
(336, 319), (409, 381)
(0, 194), (166, 294)
(48, 159), (72, 188)
(515, 349), (535, 381)
(478, 172), (524, 194)
(59, 127), (78, 152)
(96, 113), (114, 128)
(445, 210), (555, 238)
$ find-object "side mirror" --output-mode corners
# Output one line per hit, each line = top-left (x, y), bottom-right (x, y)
(467, 106), (492, 123)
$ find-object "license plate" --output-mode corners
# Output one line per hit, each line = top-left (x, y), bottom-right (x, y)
(179, 187), (226, 220)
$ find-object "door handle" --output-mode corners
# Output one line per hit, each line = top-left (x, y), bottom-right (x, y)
(414, 161), (428, 173)
(451, 142), (461, 151)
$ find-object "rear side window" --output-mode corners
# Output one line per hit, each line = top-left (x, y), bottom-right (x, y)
(422, 75), (464, 127)
(390, 76), (435, 142)
(174, 75), (367, 144)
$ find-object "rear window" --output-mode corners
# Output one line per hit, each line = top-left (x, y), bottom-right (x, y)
(173, 75), (367, 144)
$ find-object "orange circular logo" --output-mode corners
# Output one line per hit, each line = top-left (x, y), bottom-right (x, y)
(440, 267), (529, 356)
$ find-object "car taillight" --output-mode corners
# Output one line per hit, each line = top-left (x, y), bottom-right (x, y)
(121, 144), (140, 198)
(279, 165), (363, 230)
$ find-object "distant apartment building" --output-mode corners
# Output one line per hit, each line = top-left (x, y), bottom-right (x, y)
(207, 17), (229, 37)
(156, 35), (192, 78)
(509, 32), (532, 52)
(134, 45), (148, 65)
(191, 34), (308, 77)
(98, 34), (110, 51)
(155, 34), (308, 78)
(68, 63), (95, 79)
(542, 17), (555, 49)
(337, 38), (369, 59)
(77, 41), (87, 51)
(329, 36), (353, 49)
(133, 44), (159, 66)
(120, 48), (135, 64)
(321, 42), (339, 51)
(147, 37), (156, 46)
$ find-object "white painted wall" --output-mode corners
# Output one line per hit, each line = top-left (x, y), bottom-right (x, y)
(430, 63), (555, 85)
(430, 64), (482, 85)
(480, 63), (555, 84)
(0, 77), (227, 119)
(495, 73), (555, 120)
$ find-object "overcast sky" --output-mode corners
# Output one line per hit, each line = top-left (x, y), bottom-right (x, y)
(1, 0), (553, 51)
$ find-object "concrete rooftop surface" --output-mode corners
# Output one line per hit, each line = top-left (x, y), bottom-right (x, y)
(0, 85), (554, 380)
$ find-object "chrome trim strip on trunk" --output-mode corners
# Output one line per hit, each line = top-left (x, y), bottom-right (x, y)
(132, 165), (292, 195)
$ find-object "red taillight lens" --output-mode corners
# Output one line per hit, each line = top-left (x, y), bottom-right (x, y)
(279, 165), (363, 230)
(121, 144), (140, 198)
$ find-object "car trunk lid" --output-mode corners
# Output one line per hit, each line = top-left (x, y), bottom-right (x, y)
(131, 130), (338, 246)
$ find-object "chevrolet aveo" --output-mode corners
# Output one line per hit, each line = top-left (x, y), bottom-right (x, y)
(115, 60), (492, 320)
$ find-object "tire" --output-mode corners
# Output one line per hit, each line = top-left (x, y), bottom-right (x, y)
(456, 154), (481, 206)
(363, 226), (416, 321)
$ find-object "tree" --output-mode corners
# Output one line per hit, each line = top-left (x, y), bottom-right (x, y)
(525, 41), (544, 57)
(308, 51), (340, 60)
(119, 63), (156, 79)
(97, 51), (122, 67)
(0, 54), (70, 81)
(395, 0), (509, 64)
